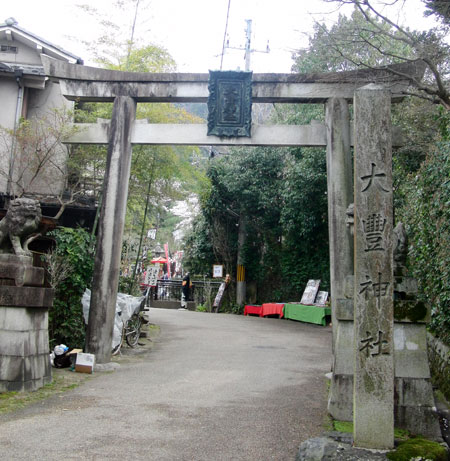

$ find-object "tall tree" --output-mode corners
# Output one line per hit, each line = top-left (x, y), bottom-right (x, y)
(321, 1), (450, 109)
(425, 0), (450, 23)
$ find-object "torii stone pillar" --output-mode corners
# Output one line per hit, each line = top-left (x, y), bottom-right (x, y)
(325, 98), (353, 348)
(326, 98), (355, 419)
(353, 84), (394, 449)
(86, 96), (136, 364)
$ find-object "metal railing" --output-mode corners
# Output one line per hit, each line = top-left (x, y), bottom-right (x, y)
(145, 279), (222, 306)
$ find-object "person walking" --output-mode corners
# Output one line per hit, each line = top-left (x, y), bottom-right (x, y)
(180, 273), (192, 310)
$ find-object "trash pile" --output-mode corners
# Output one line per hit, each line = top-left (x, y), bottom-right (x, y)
(49, 290), (144, 373)
(50, 345), (95, 373)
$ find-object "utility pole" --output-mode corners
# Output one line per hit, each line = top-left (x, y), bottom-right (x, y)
(224, 19), (269, 306)
(225, 19), (269, 71)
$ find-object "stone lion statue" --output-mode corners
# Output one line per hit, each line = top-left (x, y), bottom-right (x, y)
(0, 198), (42, 257)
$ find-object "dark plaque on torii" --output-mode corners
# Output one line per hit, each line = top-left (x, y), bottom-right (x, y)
(207, 70), (252, 137)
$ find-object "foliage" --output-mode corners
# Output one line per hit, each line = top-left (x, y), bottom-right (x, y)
(0, 371), (90, 414)
(291, 5), (450, 345)
(118, 273), (142, 296)
(333, 419), (410, 440)
(77, 0), (155, 70)
(0, 108), (88, 210)
(322, 1), (450, 109)
(72, 39), (208, 274)
(398, 140), (450, 345)
(183, 214), (215, 275)
(280, 148), (330, 299)
(425, 0), (450, 24)
(47, 227), (95, 348)
(292, 8), (413, 73)
(229, 303), (245, 315)
(183, 142), (330, 304)
(386, 436), (448, 461)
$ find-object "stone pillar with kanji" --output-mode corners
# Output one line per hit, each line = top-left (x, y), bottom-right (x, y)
(353, 84), (394, 449)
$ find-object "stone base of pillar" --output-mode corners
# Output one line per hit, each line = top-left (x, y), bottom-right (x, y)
(328, 319), (354, 421)
(0, 306), (52, 392)
(328, 322), (442, 440)
(0, 257), (53, 393)
(328, 373), (353, 421)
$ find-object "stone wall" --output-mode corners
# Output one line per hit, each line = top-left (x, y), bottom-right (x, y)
(428, 332), (450, 401)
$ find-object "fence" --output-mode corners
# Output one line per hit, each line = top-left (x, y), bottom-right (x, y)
(145, 279), (223, 307)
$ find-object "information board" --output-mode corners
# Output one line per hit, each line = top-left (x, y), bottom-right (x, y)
(314, 291), (329, 306)
(145, 266), (159, 287)
(213, 264), (223, 278)
(300, 279), (321, 305)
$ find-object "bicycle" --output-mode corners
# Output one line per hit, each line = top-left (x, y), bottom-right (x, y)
(112, 311), (143, 356)
(112, 295), (146, 356)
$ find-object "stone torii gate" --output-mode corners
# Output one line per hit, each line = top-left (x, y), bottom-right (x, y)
(43, 56), (436, 448)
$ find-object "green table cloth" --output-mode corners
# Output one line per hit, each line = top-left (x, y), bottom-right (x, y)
(283, 303), (331, 326)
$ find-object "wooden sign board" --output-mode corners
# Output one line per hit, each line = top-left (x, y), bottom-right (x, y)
(315, 291), (329, 306)
(300, 279), (321, 305)
(213, 282), (226, 309)
(145, 265), (159, 287)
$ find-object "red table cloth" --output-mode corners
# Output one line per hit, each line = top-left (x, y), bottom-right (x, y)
(244, 305), (262, 316)
(260, 303), (285, 318)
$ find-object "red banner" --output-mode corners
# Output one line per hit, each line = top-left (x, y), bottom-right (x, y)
(164, 243), (171, 279)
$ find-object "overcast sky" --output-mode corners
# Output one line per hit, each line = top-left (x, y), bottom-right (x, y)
(5, 0), (438, 73)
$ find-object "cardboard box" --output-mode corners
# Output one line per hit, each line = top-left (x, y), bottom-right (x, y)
(75, 352), (95, 374)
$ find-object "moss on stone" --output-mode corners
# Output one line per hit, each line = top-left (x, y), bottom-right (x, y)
(386, 436), (448, 460)
(428, 337), (450, 402)
(333, 420), (410, 441)
(333, 420), (353, 433)
(394, 300), (428, 322)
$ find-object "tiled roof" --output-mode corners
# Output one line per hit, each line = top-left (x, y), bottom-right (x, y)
(0, 62), (45, 76)
(0, 18), (83, 64)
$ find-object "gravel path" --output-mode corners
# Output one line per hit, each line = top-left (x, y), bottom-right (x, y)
(0, 308), (332, 460)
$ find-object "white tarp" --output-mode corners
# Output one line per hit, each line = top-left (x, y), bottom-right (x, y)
(82, 289), (144, 349)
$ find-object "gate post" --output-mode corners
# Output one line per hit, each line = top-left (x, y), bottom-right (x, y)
(86, 95), (136, 363)
(326, 98), (355, 420)
(353, 84), (394, 449)
(325, 98), (353, 347)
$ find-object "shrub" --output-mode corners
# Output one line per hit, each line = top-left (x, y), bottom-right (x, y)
(46, 227), (95, 348)
(399, 140), (450, 345)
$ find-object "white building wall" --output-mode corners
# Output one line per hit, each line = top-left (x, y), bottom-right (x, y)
(0, 40), (42, 65)
(0, 78), (19, 193)
(20, 81), (73, 197)
(0, 77), (18, 129)
(0, 28), (79, 199)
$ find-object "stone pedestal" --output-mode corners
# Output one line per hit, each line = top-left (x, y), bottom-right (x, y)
(0, 256), (53, 392)
(328, 276), (442, 440)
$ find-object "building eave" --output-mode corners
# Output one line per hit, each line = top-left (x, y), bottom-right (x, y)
(0, 62), (46, 89)
(0, 23), (83, 64)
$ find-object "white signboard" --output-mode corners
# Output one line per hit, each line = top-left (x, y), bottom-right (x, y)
(300, 279), (321, 305)
(145, 266), (159, 286)
(147, 228), (157, 239)
(314, 291), (329, 306)
(213, 264), (223, 278)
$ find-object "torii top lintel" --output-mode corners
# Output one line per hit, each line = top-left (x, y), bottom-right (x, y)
(42, 55), (425, 104)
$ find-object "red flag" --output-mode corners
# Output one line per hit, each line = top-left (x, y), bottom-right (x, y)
(164, 243), (171, 278)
